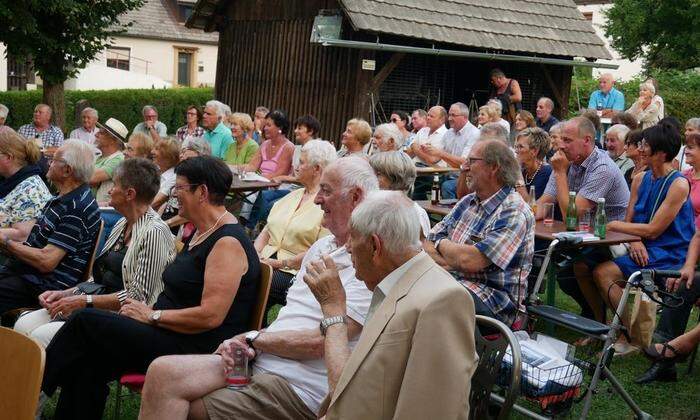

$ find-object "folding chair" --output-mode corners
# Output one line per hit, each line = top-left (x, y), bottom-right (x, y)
(112, 262), (273, 419)
(0, 326), (45, 420)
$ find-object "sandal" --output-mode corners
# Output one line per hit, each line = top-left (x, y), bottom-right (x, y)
(642, 342), (689, 363)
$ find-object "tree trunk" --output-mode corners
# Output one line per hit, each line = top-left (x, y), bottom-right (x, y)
(42, 80), (65, 132)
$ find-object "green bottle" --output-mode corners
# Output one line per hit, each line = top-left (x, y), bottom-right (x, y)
(595, 198), (607, 238)
(566, 191), (577, 231)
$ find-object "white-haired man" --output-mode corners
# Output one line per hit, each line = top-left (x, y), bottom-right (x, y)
(138, 156), (379, 420)
(605, 123), (633, 174)
(69, 107), (100, 145)
(588, 73), (625, 118)
(202, 100), (234, 159)
(536, 97), (559, 133)
(18, 103), (65, 149)
(133, 105), (167, 142)
(0, 103), (9, 127)
(304, 190), (476, 419)
(0, 140), (101, 314)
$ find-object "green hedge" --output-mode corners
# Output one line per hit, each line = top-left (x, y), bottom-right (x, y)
(0, 87), (214, 134)
(568, 69), (700, 124)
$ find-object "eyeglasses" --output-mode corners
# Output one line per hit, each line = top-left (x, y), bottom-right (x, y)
(170, 183), (201, 195)
(467, 157), (484, 165)
(186, 111), (198, 116)
(390, 118), (399, 123)
(48, 157), (67, 165)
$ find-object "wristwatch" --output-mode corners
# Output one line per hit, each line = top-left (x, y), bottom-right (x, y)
(434, 238), (445, 256)
(150, 310), (162, 325)
(320, 315), (347, 336)
(245, 330), (261, 351)
(85, 295), (93, 308)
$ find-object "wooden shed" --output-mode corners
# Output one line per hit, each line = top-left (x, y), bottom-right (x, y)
(187, 0), (613, 141)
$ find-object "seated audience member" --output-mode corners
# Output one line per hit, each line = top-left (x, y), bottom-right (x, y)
(681, 133), (700, 229)
(0, 103), (8, 126)
(548, 122), (564, 156)
(409, 109), (428, 143)
(18, 103), (64, 149)
(255, 140), (335, 310)
(580, 109), (603, 148)
(304, 191), (476, 419)
(176, 105), (205, 142)
(90, 118), (127, 205)
(133, 105), (167, 143)
(510, 109), (536, 145)
(487, 99), (512, 134)
(372, 122), (403, 153)
(535, 117), (629, 319)
(476, 104), (501, 129)
(224, 112), (259, 166)
(408, 106), (448, 199)
(0, 140), (101, 314)
(390, 110), (412, 148)
(0, 130), (52, 242)
(180, 137), (212, 160)
(536, 97), (559, 133)
(369, 151), (431, 238)
(202, 100), (234, 159)
(623, 129), (647, 187)
(515, 128), (552, 200)
(489, 68), (522, 123)
(152, 137), (181, 210)
(426, 140), (534, 326)
(252, 106), (269, 144)
(588, 73), (625, 117)
(337, 118), (372, 158)
(455, 127), (513, 200)
(611, 111), (639, 131)
(124, 132), (155, 160)
(586, 123), (694, 355)
(626, 81), (663, 129)
(40, 156), (260, 419)
(137, 157), (378, 420)
(15, 158), (177, 347)
(673, 117), (700, 171)
(605, 124), (633, 174)
(69, 107), (99, 145)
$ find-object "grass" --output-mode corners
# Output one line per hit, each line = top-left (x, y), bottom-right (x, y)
(41, 296), (698, 420)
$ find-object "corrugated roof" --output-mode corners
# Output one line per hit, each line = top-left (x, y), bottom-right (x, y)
(119, 0), (218, 45)
(339, 0), (612, 59)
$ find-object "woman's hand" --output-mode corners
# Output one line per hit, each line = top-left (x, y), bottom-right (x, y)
(39, 289), (71, 308)
(119, 299), (154, 324)
(260, 257), (284, 270)
(667, 264), (696, 293)
(47, 295), (86, 319)
(628, 241), (649, 267)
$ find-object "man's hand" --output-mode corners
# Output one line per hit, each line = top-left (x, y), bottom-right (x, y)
(38, 289), (69, 308)
(47, 295), (86, 319)
(421, 144), (441, 158)
(215, 333), (255, 371)
(667, 264), (696, 293)
(119, 298), (154, 324)
(550, 150), (570, 174)
(303, 255), (346, 317)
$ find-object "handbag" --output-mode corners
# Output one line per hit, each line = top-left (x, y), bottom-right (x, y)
(75, 281), (107, 295)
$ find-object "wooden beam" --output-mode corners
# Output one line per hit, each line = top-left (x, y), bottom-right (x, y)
(540, 64), (566, 114)
(369, 52), (405, 93)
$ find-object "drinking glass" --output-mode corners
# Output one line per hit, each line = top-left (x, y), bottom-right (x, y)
(543, 203), (555, 226)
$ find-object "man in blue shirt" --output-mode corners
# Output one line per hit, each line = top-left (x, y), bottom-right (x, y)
(202, 100), (234, 159)
(587, 73), (625, 118)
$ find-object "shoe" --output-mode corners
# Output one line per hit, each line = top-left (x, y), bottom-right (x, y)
(613, 341), (639, 357)
(634, 361), (677, 384)
(642, 341), (689, 363)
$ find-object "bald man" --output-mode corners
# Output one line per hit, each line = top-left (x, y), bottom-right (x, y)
(587, 73), (625, 118)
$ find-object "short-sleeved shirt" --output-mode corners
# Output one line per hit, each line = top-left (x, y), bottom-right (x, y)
(254, 235), (372, 415)
(204, 122), (234, 159)
(68, 127), (99, 145)
(411, 125), (447, 166)
(428, 187), (534, 326)
(224, 138), (259, 166)
(543, 148), (630, 221)
(0, 175), (52, 227)
(158, 167), (176, 198)
(92, 151), (125, 203)
(175, 125), (205, 143)
(537, 116), (559, 133)
(10, 184), (101, 289)
(612, 152), (635, 175)
(133, 121), (167, 137)
(17, 124), (65, 148)
(442, 122), (480, 163)
(588, 87), (625, 111)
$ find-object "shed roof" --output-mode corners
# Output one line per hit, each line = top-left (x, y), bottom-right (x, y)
(119, 0), (218, 45)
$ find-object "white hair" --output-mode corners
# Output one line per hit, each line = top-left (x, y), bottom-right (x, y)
(302, 139), (337, 168)
(606, 124), (631, 141)
(550, 122), (565, 134)
(205, 100), (228, 120)
(487, 99), (503, 114)
(350, 190), (422, 255)
(639, 81), (656, 96)
(451, 102), (469, 117)
(687, 118), (700, 132)
(538, 97), (554, 110)
(369, 151), (416, 192)
(182, 137), (211, 156)
(374, 123), (403, 150)
(0, 104), (8, 119)
(327, 156), (379, 195)
(81, 107), (98, 119)
(61, 139), (97, 183)
(480, 122), (508, 143)
(142, 105), (157, 116)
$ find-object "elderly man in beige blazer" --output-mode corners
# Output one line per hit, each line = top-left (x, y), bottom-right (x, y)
(305, 190), (477, 420)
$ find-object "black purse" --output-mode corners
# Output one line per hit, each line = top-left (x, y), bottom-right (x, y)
(75, 281), (107, 295)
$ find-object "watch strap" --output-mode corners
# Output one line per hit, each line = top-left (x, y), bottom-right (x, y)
(320, 315), (347, 336)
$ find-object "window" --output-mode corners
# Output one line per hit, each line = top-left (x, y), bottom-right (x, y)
(178, 51), (193, 86)
(178, 5), (193, 22)
(583, 12), (593, 21)
(106, 47), (130, 71)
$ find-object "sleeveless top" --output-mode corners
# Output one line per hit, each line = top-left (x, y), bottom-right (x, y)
(154, 223), (260, 349)
(260, 139), (293, 176)
(491, 79), (522, 117)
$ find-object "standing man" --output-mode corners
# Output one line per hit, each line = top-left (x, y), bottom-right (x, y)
(588, 73), (625, 118)
(69, 107), (99, 145)
(305, 190), (476, 419)
(489, 68), (522, 123)
(18, 104), (65, 149)
(536, 97), (559, 132)
(202, 100), (234, 159)
(133, 105), (167, 143)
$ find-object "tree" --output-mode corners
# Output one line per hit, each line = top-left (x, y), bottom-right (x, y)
(603, 0), (700, 71)
(0, 0), (144, 129)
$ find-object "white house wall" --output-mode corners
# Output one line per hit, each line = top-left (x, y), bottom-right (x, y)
(0, 44), (7, 91)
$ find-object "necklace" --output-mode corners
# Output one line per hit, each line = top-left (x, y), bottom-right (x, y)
(188, 210), (228, 249)
(524, 160), (543, 186)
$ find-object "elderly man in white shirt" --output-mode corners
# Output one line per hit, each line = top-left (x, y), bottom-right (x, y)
(407, 105), (448, 199)
(68, 107), (100, 145)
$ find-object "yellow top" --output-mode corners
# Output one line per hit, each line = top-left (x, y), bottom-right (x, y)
(260, 188), (330, 274)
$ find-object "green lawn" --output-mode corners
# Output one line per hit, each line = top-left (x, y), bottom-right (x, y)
(41, 296), (699, 420)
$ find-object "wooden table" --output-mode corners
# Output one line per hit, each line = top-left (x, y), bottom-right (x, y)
(416, 200), (457, 217)
(416, 167), (460, 176)
(228, 180), (280, 205)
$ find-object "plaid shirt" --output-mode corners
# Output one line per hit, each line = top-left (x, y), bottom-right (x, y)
(17, 123), (65, 148)
(428, 186), (534, 325)
(175, 125), (206, 142)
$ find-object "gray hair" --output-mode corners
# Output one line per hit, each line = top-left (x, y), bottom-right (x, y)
(687, 118), (700, 132)
(35, 103), (52, 115)
(480, 122), (508, 143)
(327, 156), (379, 195)
(481, 140), (520, 187)
(639, 81), (656, 96)
(549, 122), (565, 135)
(113, 158), (161, 204)
(606, 124), (631, 142)
(487, 99), (503, 114)
(538, 97), (554, 110)
(569, 117), (596, 141)
(451, 102), (469, 117)
(350, 190), (422, 255)
(0, 104), (8, 120)
(182, 137), (211, 156)
(255, 106), (269, 116)
(374, 123), (403, 150)
(61, 139), (96, 183)
(141, 105), (157, 116)
(302, 139), (337, 168)
(516, 127), (551, 160)
(369, 151), (416, 193)
(81, 107), (98, 119)
(205, 100), (228, 120)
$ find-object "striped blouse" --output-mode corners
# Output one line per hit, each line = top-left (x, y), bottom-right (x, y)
(103, 208), (177, 305)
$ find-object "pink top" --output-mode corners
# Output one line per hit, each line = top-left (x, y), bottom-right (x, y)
(683, 168), (700, 229)
(259, 139), (293, 176)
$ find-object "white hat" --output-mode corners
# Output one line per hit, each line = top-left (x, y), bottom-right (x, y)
(96, 117), (128, 143)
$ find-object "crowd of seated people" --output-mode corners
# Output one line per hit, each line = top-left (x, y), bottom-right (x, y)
(0, 72), (698, 420)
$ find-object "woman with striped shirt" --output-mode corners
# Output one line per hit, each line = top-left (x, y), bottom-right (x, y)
(15, 158), (176, 347)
